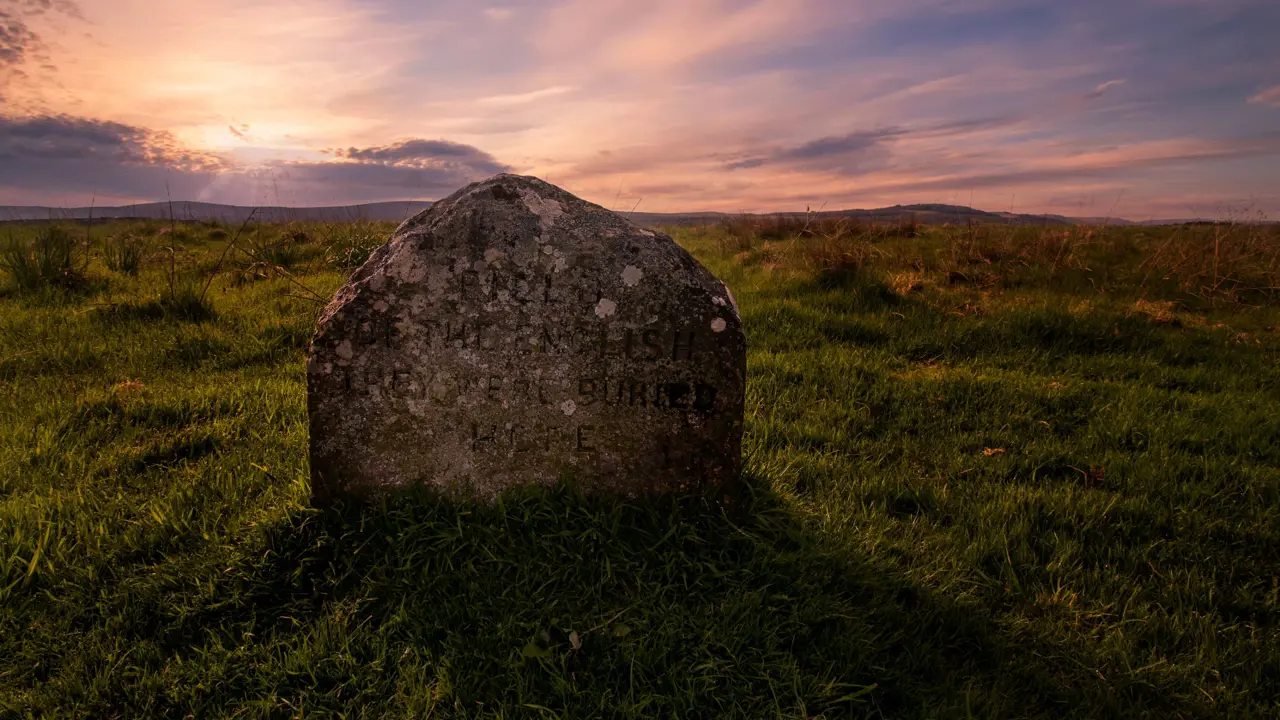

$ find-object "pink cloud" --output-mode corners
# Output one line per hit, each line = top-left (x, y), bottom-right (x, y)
(536, 0), (828, 77)
(1248, 85), (1280, 107)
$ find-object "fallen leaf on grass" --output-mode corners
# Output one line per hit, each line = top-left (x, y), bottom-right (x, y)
(983, 448), (1006, 457)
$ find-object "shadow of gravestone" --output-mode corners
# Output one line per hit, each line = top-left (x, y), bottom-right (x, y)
(125, 474), (1139, 718)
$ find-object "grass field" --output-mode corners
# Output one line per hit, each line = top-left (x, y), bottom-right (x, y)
(1, 216), (1278, 718)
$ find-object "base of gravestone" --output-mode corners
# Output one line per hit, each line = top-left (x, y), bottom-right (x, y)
(307, 472), (757, 534)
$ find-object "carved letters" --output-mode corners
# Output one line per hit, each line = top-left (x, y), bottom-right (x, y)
(353, 312), (701, 362)
(334, 366), (718, 413)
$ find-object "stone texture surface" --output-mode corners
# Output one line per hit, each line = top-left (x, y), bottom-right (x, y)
(307, 174), (746, 503)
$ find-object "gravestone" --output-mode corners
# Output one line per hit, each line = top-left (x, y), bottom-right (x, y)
(306, 173), (746, 503)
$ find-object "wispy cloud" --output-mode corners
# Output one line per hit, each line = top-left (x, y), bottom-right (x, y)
(0, 0), (82, 83)
(475, 85), (577, 106)
(1084, 78), (1126, 100)
(0, 10), (39, 68)
(535, 0), (821, 78)
(1248, 85), (1280, 107)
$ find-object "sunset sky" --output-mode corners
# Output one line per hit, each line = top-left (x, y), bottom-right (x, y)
(1, 0), (1278, 219)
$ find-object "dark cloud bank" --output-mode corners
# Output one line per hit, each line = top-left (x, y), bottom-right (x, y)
(0, 113), (510, 205)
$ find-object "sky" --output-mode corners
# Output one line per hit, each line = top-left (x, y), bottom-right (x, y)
(1, 0), (1278, 219)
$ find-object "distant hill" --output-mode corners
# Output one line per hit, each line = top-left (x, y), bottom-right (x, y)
(630, 204), (1108, 227)
(0, 201), (432, 224)
(0, 200), (1224, 227)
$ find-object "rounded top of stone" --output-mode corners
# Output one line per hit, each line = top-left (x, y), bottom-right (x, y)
(323, 171), (741, 332)
(392, 172), (640, 240)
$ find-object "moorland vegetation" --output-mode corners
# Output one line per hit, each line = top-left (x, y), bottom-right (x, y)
(1, 214), (1277, 717)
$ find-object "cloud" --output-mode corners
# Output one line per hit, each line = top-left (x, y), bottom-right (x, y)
(16, 0), (85, 20)
(536, 0), (821, 78)
(1248, 84), (1280, 107)
(777, 128), (902, 160)
(0, 113), (225, 170)
(724, 118), (1018, 174)
(723, 128), (901, 175)
(817, 134), (1280, 197)
(6, 0), (439, 148)
(0, 113), (511, 205)
(483, 7), (513, 21)
(0, 112), (230, 205)
(334, 138), (507, 173)
(0, 0), (81, 69)
(475, 85), (577, 106)
(248, 157), (501, 204)
(1084, 78), (1126, 99)
(0, 10), (39, 68)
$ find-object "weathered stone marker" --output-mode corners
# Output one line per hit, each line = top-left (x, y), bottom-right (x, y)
(306, 173), (746, 503)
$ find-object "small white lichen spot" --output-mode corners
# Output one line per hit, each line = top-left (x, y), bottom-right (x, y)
(373, 300), (389, 312)
(335, 340), (353, 360)
(427, 268), (452, 295)
(519, 188), (565, 231)
(712, 296), (726, 306)
(554, 256), (568, 272)
(484, 248), (504, 264)
(711, 317), (728, 333)
(561, 399), (577, 416)
(595, 298), (617, 318)
(542, 244), (554, 255)
(621, 265), (644, 287)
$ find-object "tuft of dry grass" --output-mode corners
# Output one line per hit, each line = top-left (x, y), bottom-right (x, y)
(1131, 299), (1181, 325)
(889, 271), (926, 296)
(945, 223), (1097, 271)
(709, 213), (1280, 309)
(1137, 222), (1280, 301)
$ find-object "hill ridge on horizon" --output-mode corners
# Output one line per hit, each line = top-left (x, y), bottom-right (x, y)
(0, 199), (1223, 227)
